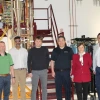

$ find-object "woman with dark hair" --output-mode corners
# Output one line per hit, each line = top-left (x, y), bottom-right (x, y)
(71, 43), (92, 100)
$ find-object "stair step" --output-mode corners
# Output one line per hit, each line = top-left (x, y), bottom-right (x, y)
(47, 92), (56, 99)
(48, 49), (53, 52)
(49, 52), (52, 55)
(48, 74), (54, 80)
(47, 92), (65, 99)
(37, 29), (51, 35)
(46, 46), (55, 49)
(43, 40), (54, 43)
(43, 34), (52, 37)
(48, 69), (52, 73)
(42, 43), (54, 46)
(47, 83), (55, 89)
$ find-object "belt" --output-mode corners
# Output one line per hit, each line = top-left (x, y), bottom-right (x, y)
(54, 68), (70, 72)
(15, 68), (26, 70)
(0, 74), (10, 77)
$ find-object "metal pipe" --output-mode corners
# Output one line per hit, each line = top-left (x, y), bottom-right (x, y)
(11, 0), (14, 36)
(16, 0), (21, 36)
(29, 0), (33, 35)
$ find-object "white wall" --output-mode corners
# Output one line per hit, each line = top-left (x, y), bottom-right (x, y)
(76, 0), (100, 38)
(34, 0), (100, 42)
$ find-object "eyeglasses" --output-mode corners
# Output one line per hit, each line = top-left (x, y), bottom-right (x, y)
(15, 40), (21, 43)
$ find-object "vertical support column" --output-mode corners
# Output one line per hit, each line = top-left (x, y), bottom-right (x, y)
(25, 0), (29, 32)
(69, 0), (78, 40)
(11, 0), (14, 47)
(29, 0), (34, 47)
(16, 0), (22, 36)
(25, 0), (29, 49)
(30, 0), (33, 35)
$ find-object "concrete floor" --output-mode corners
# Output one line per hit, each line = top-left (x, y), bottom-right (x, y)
(8, 78), (98, 100)
(8, 94), (98, 100)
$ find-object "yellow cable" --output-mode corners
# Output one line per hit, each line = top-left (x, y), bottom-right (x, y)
(0, 32), (5, 40)
(0, 26), (8, 40)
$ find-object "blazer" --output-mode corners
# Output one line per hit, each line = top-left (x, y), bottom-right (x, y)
(72, 53), (92, 83)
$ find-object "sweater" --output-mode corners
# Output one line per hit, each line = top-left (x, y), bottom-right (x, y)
(28, 46), (49, 73)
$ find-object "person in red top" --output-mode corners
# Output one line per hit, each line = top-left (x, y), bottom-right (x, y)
(71, 43), (92, 100)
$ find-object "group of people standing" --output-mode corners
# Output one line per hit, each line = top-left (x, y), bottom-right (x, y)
(0, 33), (100, 100)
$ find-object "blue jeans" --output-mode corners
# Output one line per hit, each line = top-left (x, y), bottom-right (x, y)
(0, 75), (11, 100)
(55, 71), (71, 100)
(95, 67), (100, 100)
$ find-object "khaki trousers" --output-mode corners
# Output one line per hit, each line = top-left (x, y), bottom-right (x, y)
(12, 69), (26, 100)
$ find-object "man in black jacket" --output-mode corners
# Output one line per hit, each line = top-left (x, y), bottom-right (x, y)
(27, 36), (49, 100)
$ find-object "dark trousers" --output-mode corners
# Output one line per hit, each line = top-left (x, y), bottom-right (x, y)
(75, 82), (89, 100)
(0, 75), (11, 100)
(95, 67), (100, 100)
(55, 71), (71, 100)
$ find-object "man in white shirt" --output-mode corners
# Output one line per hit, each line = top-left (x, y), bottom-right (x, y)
(93, 33), (100, 100)
(9, 36), (28, 100)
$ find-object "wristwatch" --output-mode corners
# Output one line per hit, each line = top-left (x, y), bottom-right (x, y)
(12, 77), (15, 78)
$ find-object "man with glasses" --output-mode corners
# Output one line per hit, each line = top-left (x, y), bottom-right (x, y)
(9, 36), (28, 100)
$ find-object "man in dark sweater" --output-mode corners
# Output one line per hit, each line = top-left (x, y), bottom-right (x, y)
(27, 36), (49, 100)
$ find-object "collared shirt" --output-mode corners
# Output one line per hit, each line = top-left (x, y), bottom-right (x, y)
(94, 47), (100, 68)
(9, 47), (28, 69)
(79, 52), (85, 66)
(0, 52), (7, 56)
(0, 53), (13, 74)
(93, 43), (100, 71)
(51, 46), (74, 69)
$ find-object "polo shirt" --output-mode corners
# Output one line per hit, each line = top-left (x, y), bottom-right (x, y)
(0, 53), (14, 74)
(51, 46), (74, 69)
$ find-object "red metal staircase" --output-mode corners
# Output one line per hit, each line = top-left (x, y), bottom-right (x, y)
(34, 5), (58, 100)
(34, 5), (74, 100)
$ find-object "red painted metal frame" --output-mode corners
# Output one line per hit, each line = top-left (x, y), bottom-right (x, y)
(33, 5), (59, 43)
(33, 5), (74, 100)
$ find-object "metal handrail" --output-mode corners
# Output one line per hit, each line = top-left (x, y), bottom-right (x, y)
(47, 4), (59, 46)
(33, 4), (59, 46)
(33, 5), (59, 100)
